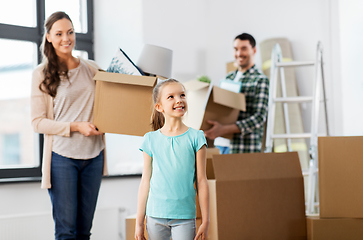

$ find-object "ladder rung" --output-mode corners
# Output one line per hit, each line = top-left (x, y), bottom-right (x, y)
(274, 96), (313, 103)
(302, 169), (319, 176)
(276, 61), (315, 67)
(271, 133), (311, 139)
(305, 202), (320, 207)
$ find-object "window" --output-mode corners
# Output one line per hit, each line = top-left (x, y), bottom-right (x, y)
(0, 0), (36, 27)
(0, 0), (94, 181)
(2, 134), (21, 165)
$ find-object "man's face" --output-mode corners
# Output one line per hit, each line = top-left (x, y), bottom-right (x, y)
(233, 39), (256, 71)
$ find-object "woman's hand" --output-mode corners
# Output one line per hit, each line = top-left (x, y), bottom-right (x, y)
(70, 122), (103, 136)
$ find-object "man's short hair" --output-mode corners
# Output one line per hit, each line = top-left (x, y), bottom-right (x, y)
(234, 33), (256, 48)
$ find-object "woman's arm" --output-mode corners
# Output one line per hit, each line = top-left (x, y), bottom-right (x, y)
(31, 66), (102, 137)
(31, 67), (71, 136)
(135, 151), (152, 240)
(195, 145), (210, 240)
(70, 122), (103, 136)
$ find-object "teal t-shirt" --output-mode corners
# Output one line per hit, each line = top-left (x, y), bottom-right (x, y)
(140, 127), (207, 219)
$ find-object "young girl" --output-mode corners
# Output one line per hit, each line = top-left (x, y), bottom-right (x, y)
(135, 79), (210, 240)
(31, 11), (106, 239)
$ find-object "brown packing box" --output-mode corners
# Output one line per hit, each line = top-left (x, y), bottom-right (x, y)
(182, 79), (210, 130)
(306, 216), (363, 240)
(93, 71), (157, 136)
(182, 62), (236, 131)
(318, 136), (363, 218)
(196, 148), (220, 219)
(200, 86), (246, 139)
(208, 152), (307, 240)
(182, 80), (245, 139)
(125, 214), (202, 240)
(205, 147), (220, 180)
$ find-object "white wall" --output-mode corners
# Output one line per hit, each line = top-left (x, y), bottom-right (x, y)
(339, 0), (363, 135)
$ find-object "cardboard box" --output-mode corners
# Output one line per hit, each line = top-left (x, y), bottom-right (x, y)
(125, 214), (202, 240)
(182, 79), (210, 130)
(93, 71), (157, 136)
(307, 216), (363, 240)
(206, 147), (220, 180)
(208, 152), (307, 239)
(196, 148), (220, 219)
(318, 136), (363, 218)
(183, 81), (246, 139)
(200, 86), (245, 139)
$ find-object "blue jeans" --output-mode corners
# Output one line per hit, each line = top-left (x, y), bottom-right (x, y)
(146, 216), (196, 240)
(216, 146), (230, 154)
(48, 151), (104, 240)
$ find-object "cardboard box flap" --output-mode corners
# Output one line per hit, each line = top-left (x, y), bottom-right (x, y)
(206, 148), (220, 180)
(93, 71), (157, 87)
(206, 147), (220, 159)
(212, 152), (302, 181)
(212, 86), (246, 111)
(183, 79), (210, 91)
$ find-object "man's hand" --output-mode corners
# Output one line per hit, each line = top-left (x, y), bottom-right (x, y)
(204, 120), (223, 140)
(204, 120), (241, 139)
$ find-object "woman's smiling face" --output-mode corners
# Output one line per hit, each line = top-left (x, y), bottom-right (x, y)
(46, 18), (75, 57)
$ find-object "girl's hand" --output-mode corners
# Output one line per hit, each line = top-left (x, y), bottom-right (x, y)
(70, 122), (103, 136)
(135, 224), (146, 240)
(194, 222), (209, 240)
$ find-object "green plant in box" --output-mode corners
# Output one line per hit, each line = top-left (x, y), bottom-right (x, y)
(197, 75), (211, 84)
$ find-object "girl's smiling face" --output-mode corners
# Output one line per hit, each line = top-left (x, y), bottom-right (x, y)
(46, 18), (75, 57)
(156, 82), (187, 118)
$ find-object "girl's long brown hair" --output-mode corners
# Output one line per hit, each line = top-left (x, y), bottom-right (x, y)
(39, 11), (73, 97)
(151, 79), (184, 131)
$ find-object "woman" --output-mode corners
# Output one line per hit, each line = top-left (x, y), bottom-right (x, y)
(31, 11), (107, 240)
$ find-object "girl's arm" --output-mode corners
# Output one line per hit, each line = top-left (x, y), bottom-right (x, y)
(195, 145), (210, 240)
(135, 151), (152, 240)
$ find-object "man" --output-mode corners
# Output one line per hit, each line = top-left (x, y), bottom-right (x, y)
(204, 33), (269, 153)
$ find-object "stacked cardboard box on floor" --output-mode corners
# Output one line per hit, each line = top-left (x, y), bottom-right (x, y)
(204, 152), (307, 240)
(307, 136), (363, 240)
